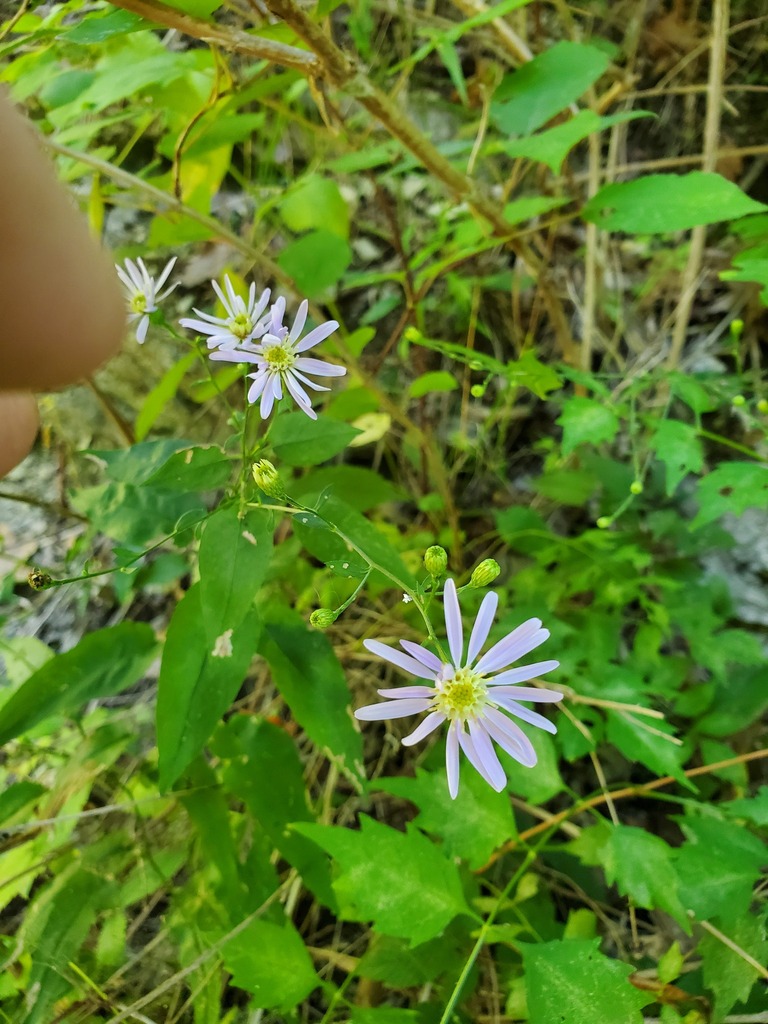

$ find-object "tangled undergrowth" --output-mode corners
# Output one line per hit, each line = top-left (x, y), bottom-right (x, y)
(0, 1), (767, 1022)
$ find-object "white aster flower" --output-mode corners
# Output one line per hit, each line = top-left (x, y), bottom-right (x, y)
(179, 275), (273, 350)
(355, 579), (562, 799)
(116, 256), (178, 344)
(210, 298), (345, 420)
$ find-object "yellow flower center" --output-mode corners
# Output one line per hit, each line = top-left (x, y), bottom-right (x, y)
(262, 342), (295, 373)
(434, 666), (488, 722)
(230, 312), (253, 339)
(130, 293), (147, 314)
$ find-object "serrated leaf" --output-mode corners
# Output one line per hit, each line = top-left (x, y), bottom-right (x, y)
(700, 912), (768, 1020)
(0, 623), (156, 746)
(675, 816), (765, 923)
(271, 412), (360, 466)
(156, 585), (261, 790)
(583, 172), (766, 233)
(557, 396), (620, 455)
(502, 110), (651, 174)
(606, 712), (691, 788)
(691, 462), (768, 529)
(294, 816), (472, 946)
(223, 917), (318, 1011)
(603, 826), (689, 929)
(375, 767), (515, 869)
(722, 786), (768, 826)
(492, 42), (610, 136)
(198, 506), (272, 643)
(522, 938), (651, 1024)
(651, 420), (704, 496)
(259, 608), (364, 784)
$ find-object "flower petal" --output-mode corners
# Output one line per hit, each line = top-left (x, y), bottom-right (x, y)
(284, 372), (313, 411)
(399, 639), (442, 674)
(247, 373), (269, 404)
(446, 722), (460, 798)
(443, 578), (463, 667)
(468, 719), (507, 790)
(293, 357), (346, 377)
(136, 315), (149, 343)
(402, 710), (446, 746)
(294, 319), (339, 352)
(481, 707), (537, 767)
(259, 381), (276, 419)
(489, 697), (558, 735)
(290, 299), (309, 343)
(363, 639), (436, 680)
(475, 620), (549, 674)
(291, 368), (331, 392)
(377, 686), (434, 699)
(458, 725), (498, 790)
(354, 698), (433, 721)
(467, 590), (498, 666)
(487, 660), (560, 685)
(487, 685), (563, 703)
(155, 256), (177, 290)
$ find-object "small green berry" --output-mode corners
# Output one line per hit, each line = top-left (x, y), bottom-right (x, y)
(252, 459), (285, 498)
(757, 399), (768, 414)
(470, 384), (485, 398)
(424, 545), (448, 578)
(470, 558), (501, 588)
(310, 608), (336, 629)
(630, 481), (643, 495)
(732, 394), (746, 408)
(596, 516), (612, 530)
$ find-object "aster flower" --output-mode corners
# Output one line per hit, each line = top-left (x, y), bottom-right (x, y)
(355, 580), (562, 799)
(179, 275), (273, 350)
(116, 256), (178, 344)
(210, 299), (345, 420)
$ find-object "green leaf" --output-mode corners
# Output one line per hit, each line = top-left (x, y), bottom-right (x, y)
(557, 396), (620, 455)
(603, 826), (689, 929)
(408, 371), (458, 398)
(223, 917), (318, 1011)
(71, 480), (205, 546)
(20, 866), (114, 1024)
(532, 468), (598, 506)
(668, 371), (718, 413)
(492, 42), (610, 136)
(281, 175), (349, 239)
(502, 110), (651, 174)
(651, 420), (704, 496)
(606, 712), (691, 788)
(377, 767), (515, 869)
(271, 412), (360, 466)
(502, 729), (564, 803)
(358, 930), (467, 986)
(294, 816), (472, 946)
(198, 506), (273, 643)
(0, 623), (156, 746)
(277, 228), (352, 297)
(0, 781), (46, 825)
(675, 815), (766, 922)
(64, 8), (146, 44)
(259, 609), (364, 785)
(291, 466), (401, 511)
(144, 444), (232, 492)
(721, 247), (768, 306)
(722, 785), (768, 826)
(156, 585), (261, 790)
(216, 716), (336, 908)
(510, 351), (563, 398)
(522, 938), (651, 1024)
(700, 912), (768, 1020)
(136, 351), (197, 440)
(691, 462), (768, 529)
(351, 1011), (420, 1024)
(583, 172), (767, 233)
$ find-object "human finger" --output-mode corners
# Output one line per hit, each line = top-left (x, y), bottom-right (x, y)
(0, 392), (39, 478)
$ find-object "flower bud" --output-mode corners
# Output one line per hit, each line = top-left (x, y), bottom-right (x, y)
(310, 608), (336, 629)
(758, 399), (768, 414)
(424, 545), (448, 578)
(470, 558), (500, 588)
(596, 516), (612, 530)
(28, 569), (52, 590)
(630, 480), (643, 495)
(732, 394), (746, 408)
(252, 459), (285, 498)
(730, 318), (744, 339)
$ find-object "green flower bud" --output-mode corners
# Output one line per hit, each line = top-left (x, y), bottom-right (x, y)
(596, 516), (612, 530)
(730, 318), (744, 339)
(470, 558), (500, 588)
(758, 399), (768, 414)
(470, 384), (486, 398)
(732, 394), (746, 407)
(27, 568), (52, 590)
(310, 608), (337, 629)
(252, 459), (285, 498)
(630, 480), (643, 495)
(424, 545), (448, 578)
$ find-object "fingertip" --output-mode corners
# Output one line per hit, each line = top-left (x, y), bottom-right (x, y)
(0, 392), (39, 478)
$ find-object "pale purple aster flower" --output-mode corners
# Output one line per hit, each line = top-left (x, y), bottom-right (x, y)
(210, 299), (345, 420)
(355, 579), (562, 799)
(179, 275), (272, 350)
(116, 256), (177, 343)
